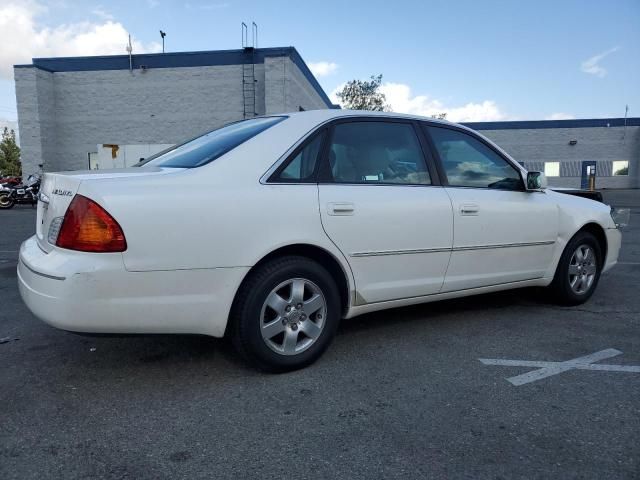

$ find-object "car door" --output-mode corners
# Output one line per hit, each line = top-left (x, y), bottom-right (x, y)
(317, 118), (453, 304)
(424, 124), (559, 292)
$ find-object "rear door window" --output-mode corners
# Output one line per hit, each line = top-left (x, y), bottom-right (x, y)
(325, 121), (431, 185)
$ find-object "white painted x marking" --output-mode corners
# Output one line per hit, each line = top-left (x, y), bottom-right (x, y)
(479, 349), (640, 386)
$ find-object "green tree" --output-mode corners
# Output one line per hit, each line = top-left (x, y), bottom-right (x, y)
(0, 127), (21, 177)
(336, 74), (390, 111)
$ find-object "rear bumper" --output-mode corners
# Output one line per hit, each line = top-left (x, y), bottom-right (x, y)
(18, 236), (248, 337)
(603, 228), (622, 273)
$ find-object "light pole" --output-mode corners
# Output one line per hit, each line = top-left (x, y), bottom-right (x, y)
(160, 30), (166, 53)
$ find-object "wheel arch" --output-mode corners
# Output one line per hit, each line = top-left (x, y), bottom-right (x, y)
(228, 244), (352, 333)
(578, 222), (608, 265)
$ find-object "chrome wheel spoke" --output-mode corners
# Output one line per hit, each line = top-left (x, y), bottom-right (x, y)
(266, 291), (288, 314)
(584, 264), (596, 275)
(304, 294), (324, 315)
(282, 329), (299, 354)
(301, 320), (322, 339)
(584, 248), (594, 264)
(576, 276), (585, 292)
(290, 279), (305, 304)
(568, 264), (580, 275)
(261, 317), (285, 340)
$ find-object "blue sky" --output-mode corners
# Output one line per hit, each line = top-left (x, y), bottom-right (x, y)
(0, 0), (638, 131)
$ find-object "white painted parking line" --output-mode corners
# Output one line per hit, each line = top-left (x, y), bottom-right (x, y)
(479, 349), (640, 386)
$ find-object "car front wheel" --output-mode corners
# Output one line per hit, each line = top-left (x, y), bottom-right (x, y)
(230, 256), (341, 372)
(549, 231), (602, 305)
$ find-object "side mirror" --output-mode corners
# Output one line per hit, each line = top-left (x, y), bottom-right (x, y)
(526, 171), (547, 190)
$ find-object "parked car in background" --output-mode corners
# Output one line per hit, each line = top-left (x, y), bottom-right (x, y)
(18, 110), (621, 371)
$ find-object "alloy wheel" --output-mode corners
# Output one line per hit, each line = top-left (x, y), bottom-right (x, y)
(259, 277), (327, 355)
(568, 244), (597, 295)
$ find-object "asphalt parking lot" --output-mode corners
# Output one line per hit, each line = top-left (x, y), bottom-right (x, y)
(1, 191), (639, 480)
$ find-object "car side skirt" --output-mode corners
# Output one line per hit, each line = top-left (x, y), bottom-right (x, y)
(344, 277), (552, 319)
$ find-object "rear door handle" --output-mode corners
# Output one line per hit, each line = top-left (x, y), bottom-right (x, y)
(327, 202), (355, 216)
(460, 204), (479, 215)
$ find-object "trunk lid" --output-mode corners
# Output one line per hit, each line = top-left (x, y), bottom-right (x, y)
(36, 167), (179, 253)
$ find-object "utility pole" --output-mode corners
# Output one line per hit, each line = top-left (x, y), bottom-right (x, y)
(160, 30), (166, 53)
(126, 34), (132, 72)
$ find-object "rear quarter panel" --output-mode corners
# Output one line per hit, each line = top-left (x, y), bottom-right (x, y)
(76, 118), (354, 291)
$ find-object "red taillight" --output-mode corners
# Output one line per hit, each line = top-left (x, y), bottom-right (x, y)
(56, 195), (127, 252)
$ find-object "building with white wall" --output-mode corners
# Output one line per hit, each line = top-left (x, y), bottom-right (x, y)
(465, 118), (639, 189)
(14, 48), (638, 189)
(14, 46), (336, 176)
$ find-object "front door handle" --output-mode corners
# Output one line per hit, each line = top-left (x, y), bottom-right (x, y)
(327, 202), (355, 216)
(460, 204), (479, 216)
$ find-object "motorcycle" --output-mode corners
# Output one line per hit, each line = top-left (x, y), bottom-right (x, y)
(0, 174), (41, 209)
(0, 175), (21, 187)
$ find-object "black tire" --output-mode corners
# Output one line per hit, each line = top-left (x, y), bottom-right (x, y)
(549, 230), (603, 305)
(230, 255), (341, 373)
(0, 193), (15, 209)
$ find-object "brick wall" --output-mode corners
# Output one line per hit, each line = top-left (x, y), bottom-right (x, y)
(14, 67), (56, 176)
(480, 126), (640, 189)
(15, 57), (330, 177)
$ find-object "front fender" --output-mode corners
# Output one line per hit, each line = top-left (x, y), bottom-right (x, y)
(542, 190), (617, 279)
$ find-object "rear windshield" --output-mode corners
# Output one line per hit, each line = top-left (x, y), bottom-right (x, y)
(136, 116), (286, 168)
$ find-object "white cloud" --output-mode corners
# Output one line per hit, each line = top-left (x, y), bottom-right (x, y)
(331, 82), (507, 122)
(91, 6), (114, 21)
(0, 118), (18, 131)
(581, 46), (620, 78)
(308, 61), (338, 78)
(546, 112), (575, 120)
(0, 1), (161, 79)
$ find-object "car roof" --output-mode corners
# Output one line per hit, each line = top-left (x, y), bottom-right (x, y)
(284, 108), (454, 125)
(281, 109), (488, 138)
(281, 109), (525, 174)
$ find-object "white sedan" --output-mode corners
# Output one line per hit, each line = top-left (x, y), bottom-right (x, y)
(18, 110), (621, 371)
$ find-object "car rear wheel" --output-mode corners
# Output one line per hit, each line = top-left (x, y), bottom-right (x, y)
(549, 231), (602, 305)
(230, 256), (341, 372)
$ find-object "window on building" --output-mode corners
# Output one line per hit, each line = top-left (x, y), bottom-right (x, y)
(544, 162), (560, 177)
(327, 122), (431, 185)
(426, 126), (523, 190)
(612, 161), (629, 176)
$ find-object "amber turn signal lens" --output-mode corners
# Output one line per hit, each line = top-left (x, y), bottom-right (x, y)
(56, 195), (127, 252)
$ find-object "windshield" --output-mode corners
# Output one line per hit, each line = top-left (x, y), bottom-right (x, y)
(136, 116), (286, 168)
